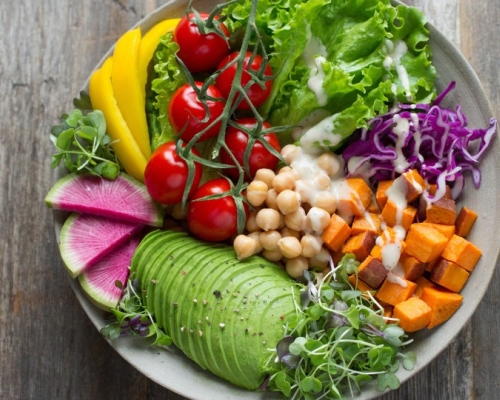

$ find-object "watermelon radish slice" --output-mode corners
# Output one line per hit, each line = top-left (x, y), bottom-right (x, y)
(79, 234), (141, 311)
(60, 213), (144, 278)
(45, 173), (163, 227)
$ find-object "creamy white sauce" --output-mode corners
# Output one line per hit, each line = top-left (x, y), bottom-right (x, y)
(391, 114), (411, 173)
(383, 39), (412, 101)
(307, 56), (328, 106)
(410, 112), (424, 162)
(298, 113), (344, 152)
(303, 28), (329, 106)
(292, 109), (332, 142)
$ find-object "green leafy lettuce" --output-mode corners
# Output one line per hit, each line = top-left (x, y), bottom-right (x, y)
(146, 33), (187, 150)
(224, 0), (436, 151)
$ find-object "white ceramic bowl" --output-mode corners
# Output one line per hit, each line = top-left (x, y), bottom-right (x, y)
(53, 0), (500, 399)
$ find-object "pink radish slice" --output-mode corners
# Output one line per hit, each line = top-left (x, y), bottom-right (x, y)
(45, 173), (163, 227)
(60, 213), (144, 278)
(79, 235), (141, 310)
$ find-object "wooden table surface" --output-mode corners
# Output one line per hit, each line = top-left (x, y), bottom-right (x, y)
(1, 0), (499, 399)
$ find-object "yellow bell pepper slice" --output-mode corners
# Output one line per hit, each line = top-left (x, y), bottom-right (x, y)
(89, 57), (148, 182)
(111, 27), (151, 160)
(137, 18), (181, 97)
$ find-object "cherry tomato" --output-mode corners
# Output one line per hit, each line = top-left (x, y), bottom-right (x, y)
(173, 13), (230, 74)
(215, 51), (273, 110)
(168, 82), (225, 142)
(219, 118), (281, 180)
(144, 141), (202, 205)
(187, 178), (248, 242)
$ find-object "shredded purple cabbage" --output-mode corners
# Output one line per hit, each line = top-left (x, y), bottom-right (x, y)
(343, 81), (497, 200)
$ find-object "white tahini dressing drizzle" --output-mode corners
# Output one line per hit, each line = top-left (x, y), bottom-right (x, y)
(303, 27), (329, 107)
(383, 39), (412, 101)
(299, 113), (344, 153)
(391, 114), (411, 173)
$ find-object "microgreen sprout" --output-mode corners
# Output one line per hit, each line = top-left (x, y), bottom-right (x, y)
(264, 254), (416, 399)
(100, 278), (172, 347)
(50, 92), (120, 179)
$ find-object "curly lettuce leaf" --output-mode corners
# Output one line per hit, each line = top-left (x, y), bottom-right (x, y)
(224, 0), (436, 151)
(146, 33), (187, 150)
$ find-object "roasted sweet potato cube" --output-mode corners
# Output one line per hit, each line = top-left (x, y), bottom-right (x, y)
(321, 214), (351, 252)
(351, 213), (382, 236)
(399, 252), (427, 281)
(342, 231), (376, 262)
(414, 276), (436, 298)
(383, 305), (394, 319)
(358, 256), (388, 289)
(397, 169), (425, 203)
(427, 183), (453, 200)
(375, 180), (394, 210)
(420, 287), (463, 328)
(375, 278), (417, 306)
(429, 258), (469, 293)
(420, 222), (455, 241)
(455, 206), (478, 237)
(441, 234), (482, 272)
(393, 297), (432, 332)
(366, 197), (381, 214)
(381, 200), (417, 230)
(425, 197), (456, 225)
(405, 223), (448, 263)
(336, 178), (373, 216)
(348, 274), (375, 293)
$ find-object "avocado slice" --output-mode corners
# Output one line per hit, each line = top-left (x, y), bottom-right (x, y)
(131, 230), (300, 390)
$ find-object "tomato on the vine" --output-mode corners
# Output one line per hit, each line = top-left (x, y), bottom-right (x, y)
(168, 82), (225, 143)
(219, 118), (281, 180)
(144, 141), (202, 205)
(173, 13), (230, 74)
(187, 178), (248, 242)
(215, 51), (273, 110)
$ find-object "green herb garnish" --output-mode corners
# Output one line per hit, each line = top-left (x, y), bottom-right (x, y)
(265, 255), (416, 399)
(50, 92), (120, 180)
(101, 279), (172, 347)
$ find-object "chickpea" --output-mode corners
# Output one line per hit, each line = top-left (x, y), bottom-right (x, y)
(246, 211), (260, 232)
(276, 189), (301, 215)
(277, 236), (302, 259)
(316, 152), (341, 177)
(281, 144), (302, 164)
(248, 231), (263, 253)
(278, 213), (286, 229)
(255, 208), (281, 231)
(312, 171), (331, 191)
(306, 207), (331, 233)
(254, 168), (275, 188)
(313, 191), (337, 214)
(233, 235), (258, 260)
(259, 230), (282, 251)
(246, 180), (268, 207)
(286, 256), (309, 279)
(272, 172), (295, 193)
(294, 180), (312, 205)
(262, 249), (283, 262)
(265, 188), (279, 210)
(280, 226), (301, 240)
(284, 207), (306, 231)
(300, 234), (323, 258)
(313, 247), (331, 266)
(278, 166), (293, 175)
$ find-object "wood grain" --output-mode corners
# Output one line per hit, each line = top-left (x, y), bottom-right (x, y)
(0, 0), (498, 399)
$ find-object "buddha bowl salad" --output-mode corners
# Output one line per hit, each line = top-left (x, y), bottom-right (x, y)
(46, 0), (497, 398)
